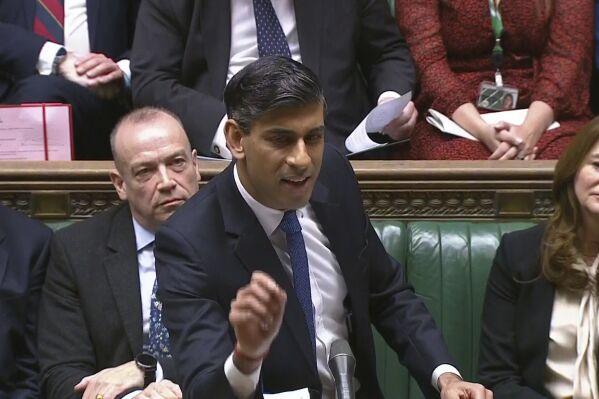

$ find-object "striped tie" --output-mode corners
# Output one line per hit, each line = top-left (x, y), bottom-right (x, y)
(34, 0), (65, 44)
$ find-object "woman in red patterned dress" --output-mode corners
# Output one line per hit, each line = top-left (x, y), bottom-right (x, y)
(395, 0), (594, 160)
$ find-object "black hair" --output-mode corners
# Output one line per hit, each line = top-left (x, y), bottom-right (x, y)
(223, 56), (325, 133)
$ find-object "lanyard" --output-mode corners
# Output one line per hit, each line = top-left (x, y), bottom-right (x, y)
(488, 0), (504, 86)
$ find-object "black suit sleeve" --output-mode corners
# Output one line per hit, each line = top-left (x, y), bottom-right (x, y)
(477, 234), (547, 399)
(0, 22), (46, 81)
(154, 225), (239, 399)
(0, 220), (51, 399)
(357, 0), (415, 100)
(38, 235), (98, 399)
(131, 0), (226, 156)
(11, 230), (51, 399)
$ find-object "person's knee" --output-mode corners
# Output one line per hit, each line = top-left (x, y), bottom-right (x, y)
(5, 75), (77, 103)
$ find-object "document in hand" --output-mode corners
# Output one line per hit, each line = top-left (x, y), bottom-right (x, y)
(0, 103), (73, 160)
(264, 388), (311, 399)
(426, 108), (560, 141)
(345, 92), (412, 155)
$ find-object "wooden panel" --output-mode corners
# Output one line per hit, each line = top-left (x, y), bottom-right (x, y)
(0, 160), (555, 220)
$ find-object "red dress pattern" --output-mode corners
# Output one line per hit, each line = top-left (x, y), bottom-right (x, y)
(395, 0), (594, 160)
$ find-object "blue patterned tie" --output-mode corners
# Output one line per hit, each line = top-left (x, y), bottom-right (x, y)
(149, 277), (171, 359)
(279, 210), (316, 357)
(253, 0), (291, 58)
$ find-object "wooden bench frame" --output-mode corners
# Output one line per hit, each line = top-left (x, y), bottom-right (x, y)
(0, 160), (555, 221)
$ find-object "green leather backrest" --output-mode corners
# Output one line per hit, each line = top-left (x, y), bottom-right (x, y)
(45, 220), (75, 231)
(371, 220), (536, 398)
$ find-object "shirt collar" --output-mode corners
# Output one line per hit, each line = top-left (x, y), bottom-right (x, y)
(234, 164), (288, 237)
(132, 216), (155, 251)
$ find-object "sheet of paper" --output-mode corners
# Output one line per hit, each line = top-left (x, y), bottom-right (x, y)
(345, 92), (412, 154)
(264, 388), (311, 399)
(45, 105), (73, 160)
(0, 104), (72, 160)
(426, 108), (560, 142)
(0, 106), (46, 160)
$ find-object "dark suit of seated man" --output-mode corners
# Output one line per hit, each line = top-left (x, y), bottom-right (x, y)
(154, 56), (493, 399)
(37, 107), (199, 399)
(0, 205), (51, 399)
(131, 0), (417, 159)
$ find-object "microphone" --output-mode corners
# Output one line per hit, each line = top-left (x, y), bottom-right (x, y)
(328, 339), (356, 399)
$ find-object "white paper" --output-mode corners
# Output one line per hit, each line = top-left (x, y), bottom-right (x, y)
(264, 388), (311, 399)
(426, 108), (560, 142)
(345, 92), (412, 153)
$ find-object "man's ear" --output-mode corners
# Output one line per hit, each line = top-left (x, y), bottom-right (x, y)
(109, 170), (128, 201)
(191, 149), (201, 181)
(224, 119), (245, 160)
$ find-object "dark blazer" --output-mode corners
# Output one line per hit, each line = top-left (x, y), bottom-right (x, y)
(478, 224), (553, 399)
(38, 204), (175, 399)
(155, 145), (453, 399)
(0, 0), (139, 99)
(131, 0), (415, 155)
(0, 206), (51, 399)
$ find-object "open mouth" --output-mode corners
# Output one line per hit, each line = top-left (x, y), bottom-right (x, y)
(282, 176), (310, 187)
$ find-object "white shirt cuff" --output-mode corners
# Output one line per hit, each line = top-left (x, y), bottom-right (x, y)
(431, 364), (462, 392)
(116, 59), (131, 89)
(224, 352), (261, 399)
(156, 359), (164, 382)
(211, 114), (232, 159)
(119, 359), (164, 399)
(37, 42), (64, 75)
(377, 91), (401, 105)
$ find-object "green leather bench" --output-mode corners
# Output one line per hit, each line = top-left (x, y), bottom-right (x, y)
(372, 220), (536, 398)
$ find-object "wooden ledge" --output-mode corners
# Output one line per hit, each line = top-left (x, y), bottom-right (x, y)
(0, 160), (556, 220)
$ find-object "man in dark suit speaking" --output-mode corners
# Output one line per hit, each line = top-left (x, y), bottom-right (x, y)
(38, 108), (198, 399)
(155, 57), (492, 398)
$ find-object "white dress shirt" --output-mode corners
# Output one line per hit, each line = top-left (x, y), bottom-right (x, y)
(120, 218), (163, 399)
(224, 165), (459, 398)
(36, 0), (130, 84)
(544, 256), (599, 399)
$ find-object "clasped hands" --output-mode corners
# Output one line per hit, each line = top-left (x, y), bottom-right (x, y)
(58, 52), (124, 99)
(73, 361), (181, 399)
(487, 121), (540, 160)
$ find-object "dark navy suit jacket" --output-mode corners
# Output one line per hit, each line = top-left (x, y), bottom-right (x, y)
(478, 224), (553, 399)
(0, 205), (51, 399)
(155, 145), (454, 398)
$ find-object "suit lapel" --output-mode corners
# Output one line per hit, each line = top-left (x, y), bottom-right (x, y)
(310, 181), (360, 309)
(103, 205), (144, 355)
(85, 0), (99, 48)
(525, 277), (555, 389)
(218, 165), (317, 373)
(201, 0), (231, 98)
(0, 228), (7, 288)
(294, 0), (322, 77)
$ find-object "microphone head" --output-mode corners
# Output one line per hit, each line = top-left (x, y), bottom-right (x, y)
(330, 339), (355, 360)
(328, 339), (356, 399)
